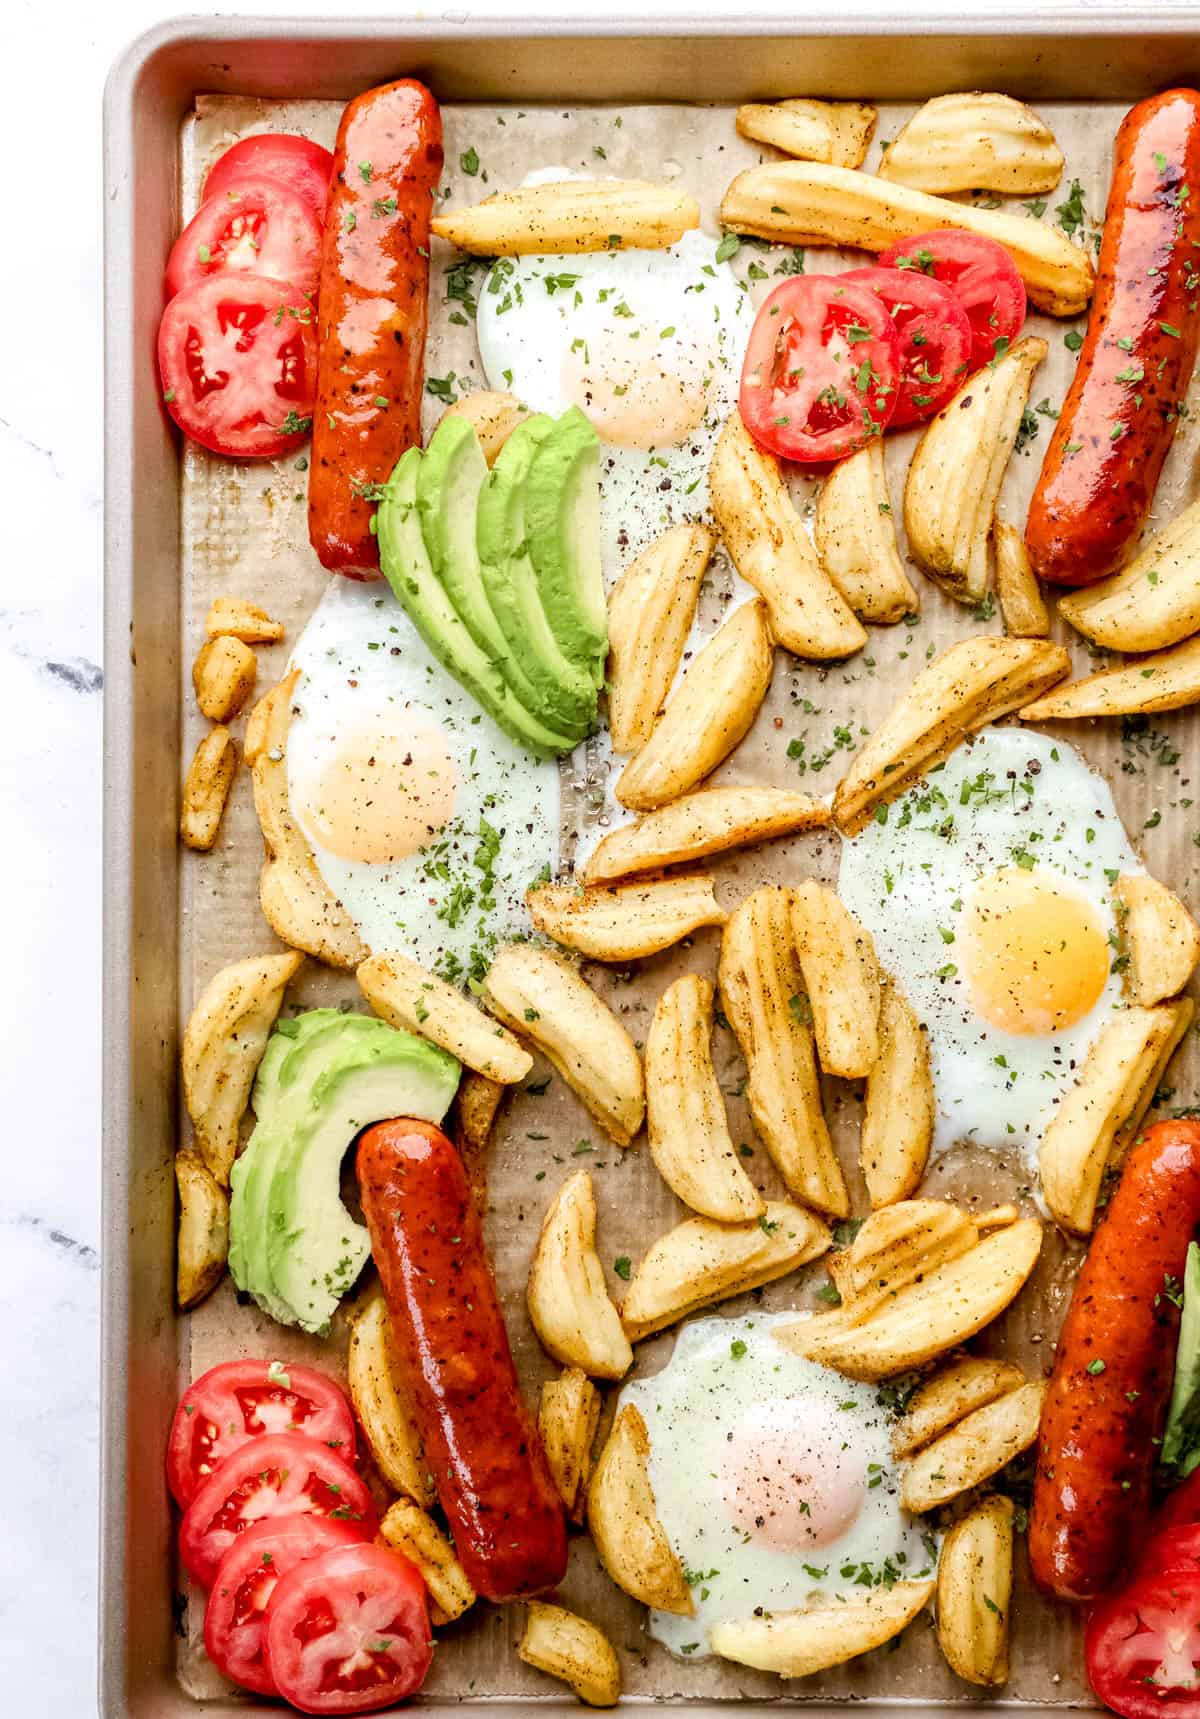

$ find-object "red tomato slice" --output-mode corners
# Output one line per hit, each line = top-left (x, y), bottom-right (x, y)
(1139, 1526), (1200, 1578)
(167, 1360), (356, 1507)
(839, 266), (973, 427)
(179, 1432), (375, 1588)
(1087, 1567), (1200, 1719)
(877, 229), (1027, 374)
(203, 135), (336, 225)
(204, 1517), (369, 1696)
(738, 275), (900, 465)
(158, 273), (317, 460)
(1155, 1472), (1200, 1537)
(265, 1542), (433, 1715)
(165, 179), (322, 298)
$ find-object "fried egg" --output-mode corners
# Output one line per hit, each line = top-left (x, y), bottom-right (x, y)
(287, 577), (559, 978)
(838, 727), (1143, 1162)
(475, 185), (751, 576)
(619, 1313), (932, 1659)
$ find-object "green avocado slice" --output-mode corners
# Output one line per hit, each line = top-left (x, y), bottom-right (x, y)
(523, 406), (608, 683)
(477, 414), (598, 738)
(377, 447), (578, 760)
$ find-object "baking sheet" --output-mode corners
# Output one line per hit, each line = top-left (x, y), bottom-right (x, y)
(173, 89), (1200, 1705)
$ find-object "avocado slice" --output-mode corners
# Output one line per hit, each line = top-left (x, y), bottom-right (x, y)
(523, 406), (608, 683)
(229, 1011), (460, 1333)
(416, 416), (554, 723)
(377, 448), (578, 760)
(477, 414), (598, 739)
(1163, 1240), (1200, 1476)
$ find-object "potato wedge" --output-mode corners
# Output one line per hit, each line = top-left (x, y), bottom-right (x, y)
(482, 944), (644, 1146)
(583, 786), (829, 885)
(645, 974), (765, 1222)
(176, 1152), (229, 1310)
(607, 524), (712, 753)
(905, 336), (1047, 606)
(719, 161), (1093, 316)
(937, 1494), (1014, 1687)
(347, 1292), (434, 1507)
(813, 442), (919, 624)
(902, 1380), (1045, 1512)
(527, 1170), (633, 1380)
(455, 1070), (505, 1154)
(832, 636), (1070, 835)
(539, 1367), (601, 1523)
(527, 875), (726, 962)
(826, 1199), (978, 1315)
(519, 1603), (621, 1708)
(718, 886), (848, 1216)
(735, 99), (877, 170)
(790, 881), (881, 1079)
(379, 1497), (474, 1626)
(709, 412), (866, 659)
(994, 519), (1050, 638)
(781, 1209), (1043, 1378)
(193, 635), (257, 722)
(621, 1201), (830, 1342)
(1115, 873), (1200, 1007)
(245, 672), (368, 968)
(892, 1356), (1026, 1459)
(206, 594), (284, 644)
(710, 1581), (934, 1678)
(180, 725), (238, 852)
(182, 951), (303, 1185)
(879, 92), (1063, 195)
(860, 980), (933, 1208)
(431, 178), (699, 255)
(588, 1404), (693, 1615)
(1059, 496), (1200, 653)
(1021, 634), (1200, 720)
(1039, 998), (1194, 1235)
(438, 389), (528, 465)
(357, 950), (531, 1083)
(615, 599), (775, 811)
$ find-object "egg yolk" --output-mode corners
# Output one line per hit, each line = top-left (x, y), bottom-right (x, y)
(961, 867), (1109, 1036)
(563, 335), (707, 449)
(719, 1397), (866, 1552)
(303, 716), (457, 864)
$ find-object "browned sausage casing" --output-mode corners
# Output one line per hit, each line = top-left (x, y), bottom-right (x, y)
(357, 1119), (568, 1602)
(308, 81), (442, 578)
(1025, 89), (1200, 587)
(1029, 1119), (1200, 1601)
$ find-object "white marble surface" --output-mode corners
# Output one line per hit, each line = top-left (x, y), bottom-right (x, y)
(0, 0), (1173, 1709)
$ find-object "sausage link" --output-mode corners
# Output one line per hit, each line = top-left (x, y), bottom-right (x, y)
(308, 82), (442, 578)
(1030, 1119), (1200, 1601)
(1025, 89), (1200, 587)
(357, 1119), (567, 1601)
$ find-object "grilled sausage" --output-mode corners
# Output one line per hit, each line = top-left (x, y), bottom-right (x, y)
(308, 81), (442, 578)
(1025, 89), (1200, 587)
(1029, 1119), (1200, 1601)
(357, 1119), (568, 1602)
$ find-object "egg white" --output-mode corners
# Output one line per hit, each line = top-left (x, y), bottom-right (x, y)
(287, 577), (559, 978)
(838, 727), (1143, 1164)
(620, 1312), (932, 1660)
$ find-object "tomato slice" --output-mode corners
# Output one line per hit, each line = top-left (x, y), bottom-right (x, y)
(179, 1432), (375, 1588)
(203, 135), (336, 225)
(158, 273), (317, 460)
(738, 276), (900, 464)
(1140, 1526), (1200, 1579)
(204, 1517), (369, 1696)
(1087, 1567), (1200, 1718)
(877, 229), (1027, 374)
(167, 1360), (356, 1507)
(165, 179), (322, 299)
(839, 266), (973, 427)
(1156, 1472), (1200, 1537)
(265, 1542), (432, 1714)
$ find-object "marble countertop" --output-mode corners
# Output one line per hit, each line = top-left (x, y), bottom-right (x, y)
(0, 0), (1169, 1708)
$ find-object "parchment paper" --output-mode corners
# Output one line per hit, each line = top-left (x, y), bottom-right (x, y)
(173, 91), (1200, 1706)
